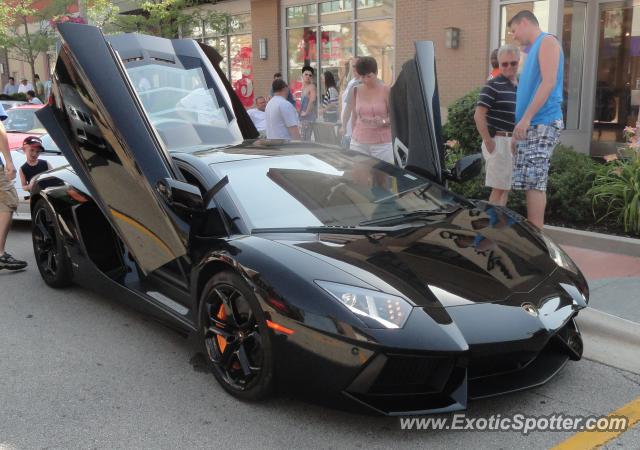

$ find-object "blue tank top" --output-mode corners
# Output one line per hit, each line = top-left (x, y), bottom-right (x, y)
(516, 32), (564, 125)
(300, 89), (317, 122)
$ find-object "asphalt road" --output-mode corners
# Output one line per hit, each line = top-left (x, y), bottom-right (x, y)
(1, 222), (639, 449)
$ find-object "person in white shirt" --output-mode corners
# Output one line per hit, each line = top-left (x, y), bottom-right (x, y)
(247, 96), (267, 136)
(340, 57), (362, 148)
(3, 77), (18, 96)
(265, 79), (300, 140)
(17, 79), (33, 94)
(27, 91), (43, 105)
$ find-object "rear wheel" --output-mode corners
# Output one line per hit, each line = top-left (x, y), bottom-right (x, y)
(32, 199), (72, 288)
(199, 271), (274, 400)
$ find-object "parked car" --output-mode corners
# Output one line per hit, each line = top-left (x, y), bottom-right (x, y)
(32, 23), (589, 415)
(4, 104), (46, 150)
(1, 100), (28, 111)
(11, 134), (67, 221)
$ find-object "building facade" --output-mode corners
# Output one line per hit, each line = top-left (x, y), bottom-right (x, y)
(4, 0), (635, 156)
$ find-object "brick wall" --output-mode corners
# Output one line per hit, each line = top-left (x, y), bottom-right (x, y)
(396, 0), (492, 110)
(251, 0), (281, 100)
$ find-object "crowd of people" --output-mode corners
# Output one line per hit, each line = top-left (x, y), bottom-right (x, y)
(0, 9), (565, 272)
(246, 55), (394, 164)
(2, 75), (49, 104)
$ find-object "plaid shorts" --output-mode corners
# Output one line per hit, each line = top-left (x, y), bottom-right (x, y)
(512, 120), (562, 191)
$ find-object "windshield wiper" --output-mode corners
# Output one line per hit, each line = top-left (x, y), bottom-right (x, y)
(358, 206), (461, 227)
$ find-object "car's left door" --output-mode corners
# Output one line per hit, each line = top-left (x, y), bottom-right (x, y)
(38, 23), (189, 275)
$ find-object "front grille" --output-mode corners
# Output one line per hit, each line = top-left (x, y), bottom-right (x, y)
(468, 351), (537, 380)
(369, 355), (455, 395)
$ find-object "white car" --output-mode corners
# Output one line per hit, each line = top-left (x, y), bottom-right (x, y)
(11, 134), (68, 220)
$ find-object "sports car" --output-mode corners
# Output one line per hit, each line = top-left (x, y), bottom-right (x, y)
(31, 23), (589, 415)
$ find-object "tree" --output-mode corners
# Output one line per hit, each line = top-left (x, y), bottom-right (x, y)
(89, 0), (229, 39)
(0, 0), (76, 84)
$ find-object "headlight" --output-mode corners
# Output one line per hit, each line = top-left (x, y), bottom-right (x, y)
(315, 280), (412, 329)
(541, 234), (579, 274)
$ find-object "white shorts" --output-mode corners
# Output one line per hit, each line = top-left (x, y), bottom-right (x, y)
(482, 136), (513, 190)
(350, 139), (395, 164)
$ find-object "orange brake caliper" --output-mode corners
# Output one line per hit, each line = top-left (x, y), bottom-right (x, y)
(216, 304), (227, 353)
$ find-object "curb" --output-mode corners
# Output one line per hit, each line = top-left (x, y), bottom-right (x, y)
(544, 225), (640, 258)
(576, 308), (640, 375)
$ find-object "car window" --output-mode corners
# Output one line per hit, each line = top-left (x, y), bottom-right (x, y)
(40, 134), (60, 153)
(126, 64), (242, 153)
(4, 108), (44, 132)
(212, 152), (463, 229)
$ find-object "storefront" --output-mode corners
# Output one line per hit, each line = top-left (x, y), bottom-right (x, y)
(187, 2), (255, 108)
(281, 0), (394, 110)
(492, 0), (640, 156)
(179, 0), (635, 156)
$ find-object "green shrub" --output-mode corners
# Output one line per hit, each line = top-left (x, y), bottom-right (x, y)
(447, 145), (601, 226)
(442, 87), (482, 155)
(589, 157), (640, 234)
(546, 145), (601, 225)
(10, 92), (27, 101)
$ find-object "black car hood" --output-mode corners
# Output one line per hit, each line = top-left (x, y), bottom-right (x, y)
(267, 205), (558, 308)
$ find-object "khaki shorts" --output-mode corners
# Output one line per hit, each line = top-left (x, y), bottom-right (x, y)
(482, 136), (513, 190)
(0, 168), (18, 213)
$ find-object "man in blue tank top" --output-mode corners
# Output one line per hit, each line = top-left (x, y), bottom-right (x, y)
(509, 10), (564, 230)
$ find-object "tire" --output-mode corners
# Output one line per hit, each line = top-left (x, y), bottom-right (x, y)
(199, 271), (274, 401)
(31, 199), (73, 288)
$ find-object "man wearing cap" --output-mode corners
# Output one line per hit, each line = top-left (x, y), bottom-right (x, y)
(17, 78), (33, 94)
(0, 102), (28, 271)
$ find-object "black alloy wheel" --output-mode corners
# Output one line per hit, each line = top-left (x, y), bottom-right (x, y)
(32, 199), (72, 288)
(199, 271), (274, 400)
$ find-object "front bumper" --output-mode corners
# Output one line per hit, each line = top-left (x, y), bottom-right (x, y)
(341, 317), (581, 415)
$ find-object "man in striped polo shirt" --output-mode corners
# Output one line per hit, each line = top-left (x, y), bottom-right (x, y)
(474, 44), (519, 206)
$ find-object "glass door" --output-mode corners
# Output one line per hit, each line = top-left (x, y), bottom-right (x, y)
(592, 1), (640, 155)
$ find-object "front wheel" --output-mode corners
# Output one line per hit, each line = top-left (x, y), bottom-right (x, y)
(31, 199), (72, 288)
(199, 271), (274, 401)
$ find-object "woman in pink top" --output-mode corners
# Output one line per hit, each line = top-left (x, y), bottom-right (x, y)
(349, 56), (394, 164)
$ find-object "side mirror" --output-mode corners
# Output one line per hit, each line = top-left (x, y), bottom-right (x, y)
(157, 178), (204, 211)
(445, 153), (482, 183)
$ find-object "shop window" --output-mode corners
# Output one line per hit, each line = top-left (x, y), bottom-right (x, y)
(287, 4), (318, 27)
(356, 0), (393, 19)
(200, 13), (253, 108)
(287, 27), (318, 108)
(356, 19), (394, 85)
(500, 1), (549, 46)
(320, 0), (353, 22)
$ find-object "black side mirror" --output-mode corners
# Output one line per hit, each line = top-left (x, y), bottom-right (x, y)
(445, 153), (482, 183)
(157, 178), (204, 211)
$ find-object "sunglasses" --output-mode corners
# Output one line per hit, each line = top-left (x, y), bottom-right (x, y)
(501, 61), (519, 67)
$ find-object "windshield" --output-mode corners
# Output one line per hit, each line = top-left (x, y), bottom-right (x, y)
(126, 63), (243, 152)
(213, 152), (464, 230)
(4, 108), (44, 133)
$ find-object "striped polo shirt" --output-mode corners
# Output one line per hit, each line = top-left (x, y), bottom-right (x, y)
(477, 75), (517, 133)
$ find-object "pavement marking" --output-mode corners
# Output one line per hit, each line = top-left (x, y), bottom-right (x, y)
(551, 395), (640, 450)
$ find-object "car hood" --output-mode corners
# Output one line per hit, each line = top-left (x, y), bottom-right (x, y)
(265, 204), (561, 308)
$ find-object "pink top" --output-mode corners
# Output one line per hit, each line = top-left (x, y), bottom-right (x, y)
(351, 87), (392, 145)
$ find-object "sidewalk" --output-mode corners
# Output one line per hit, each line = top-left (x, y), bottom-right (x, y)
(562, 244), (640, 324)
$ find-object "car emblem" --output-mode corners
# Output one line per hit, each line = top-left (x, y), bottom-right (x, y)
(521, 303), (538, 316)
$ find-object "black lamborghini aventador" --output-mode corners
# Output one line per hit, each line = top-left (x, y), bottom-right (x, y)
(30, 23), (589, 415)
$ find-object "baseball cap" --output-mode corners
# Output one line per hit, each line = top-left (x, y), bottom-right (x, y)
(23, 136), (43, 147)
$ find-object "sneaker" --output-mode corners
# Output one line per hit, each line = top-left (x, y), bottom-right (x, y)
(0, 253), (28, 271)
